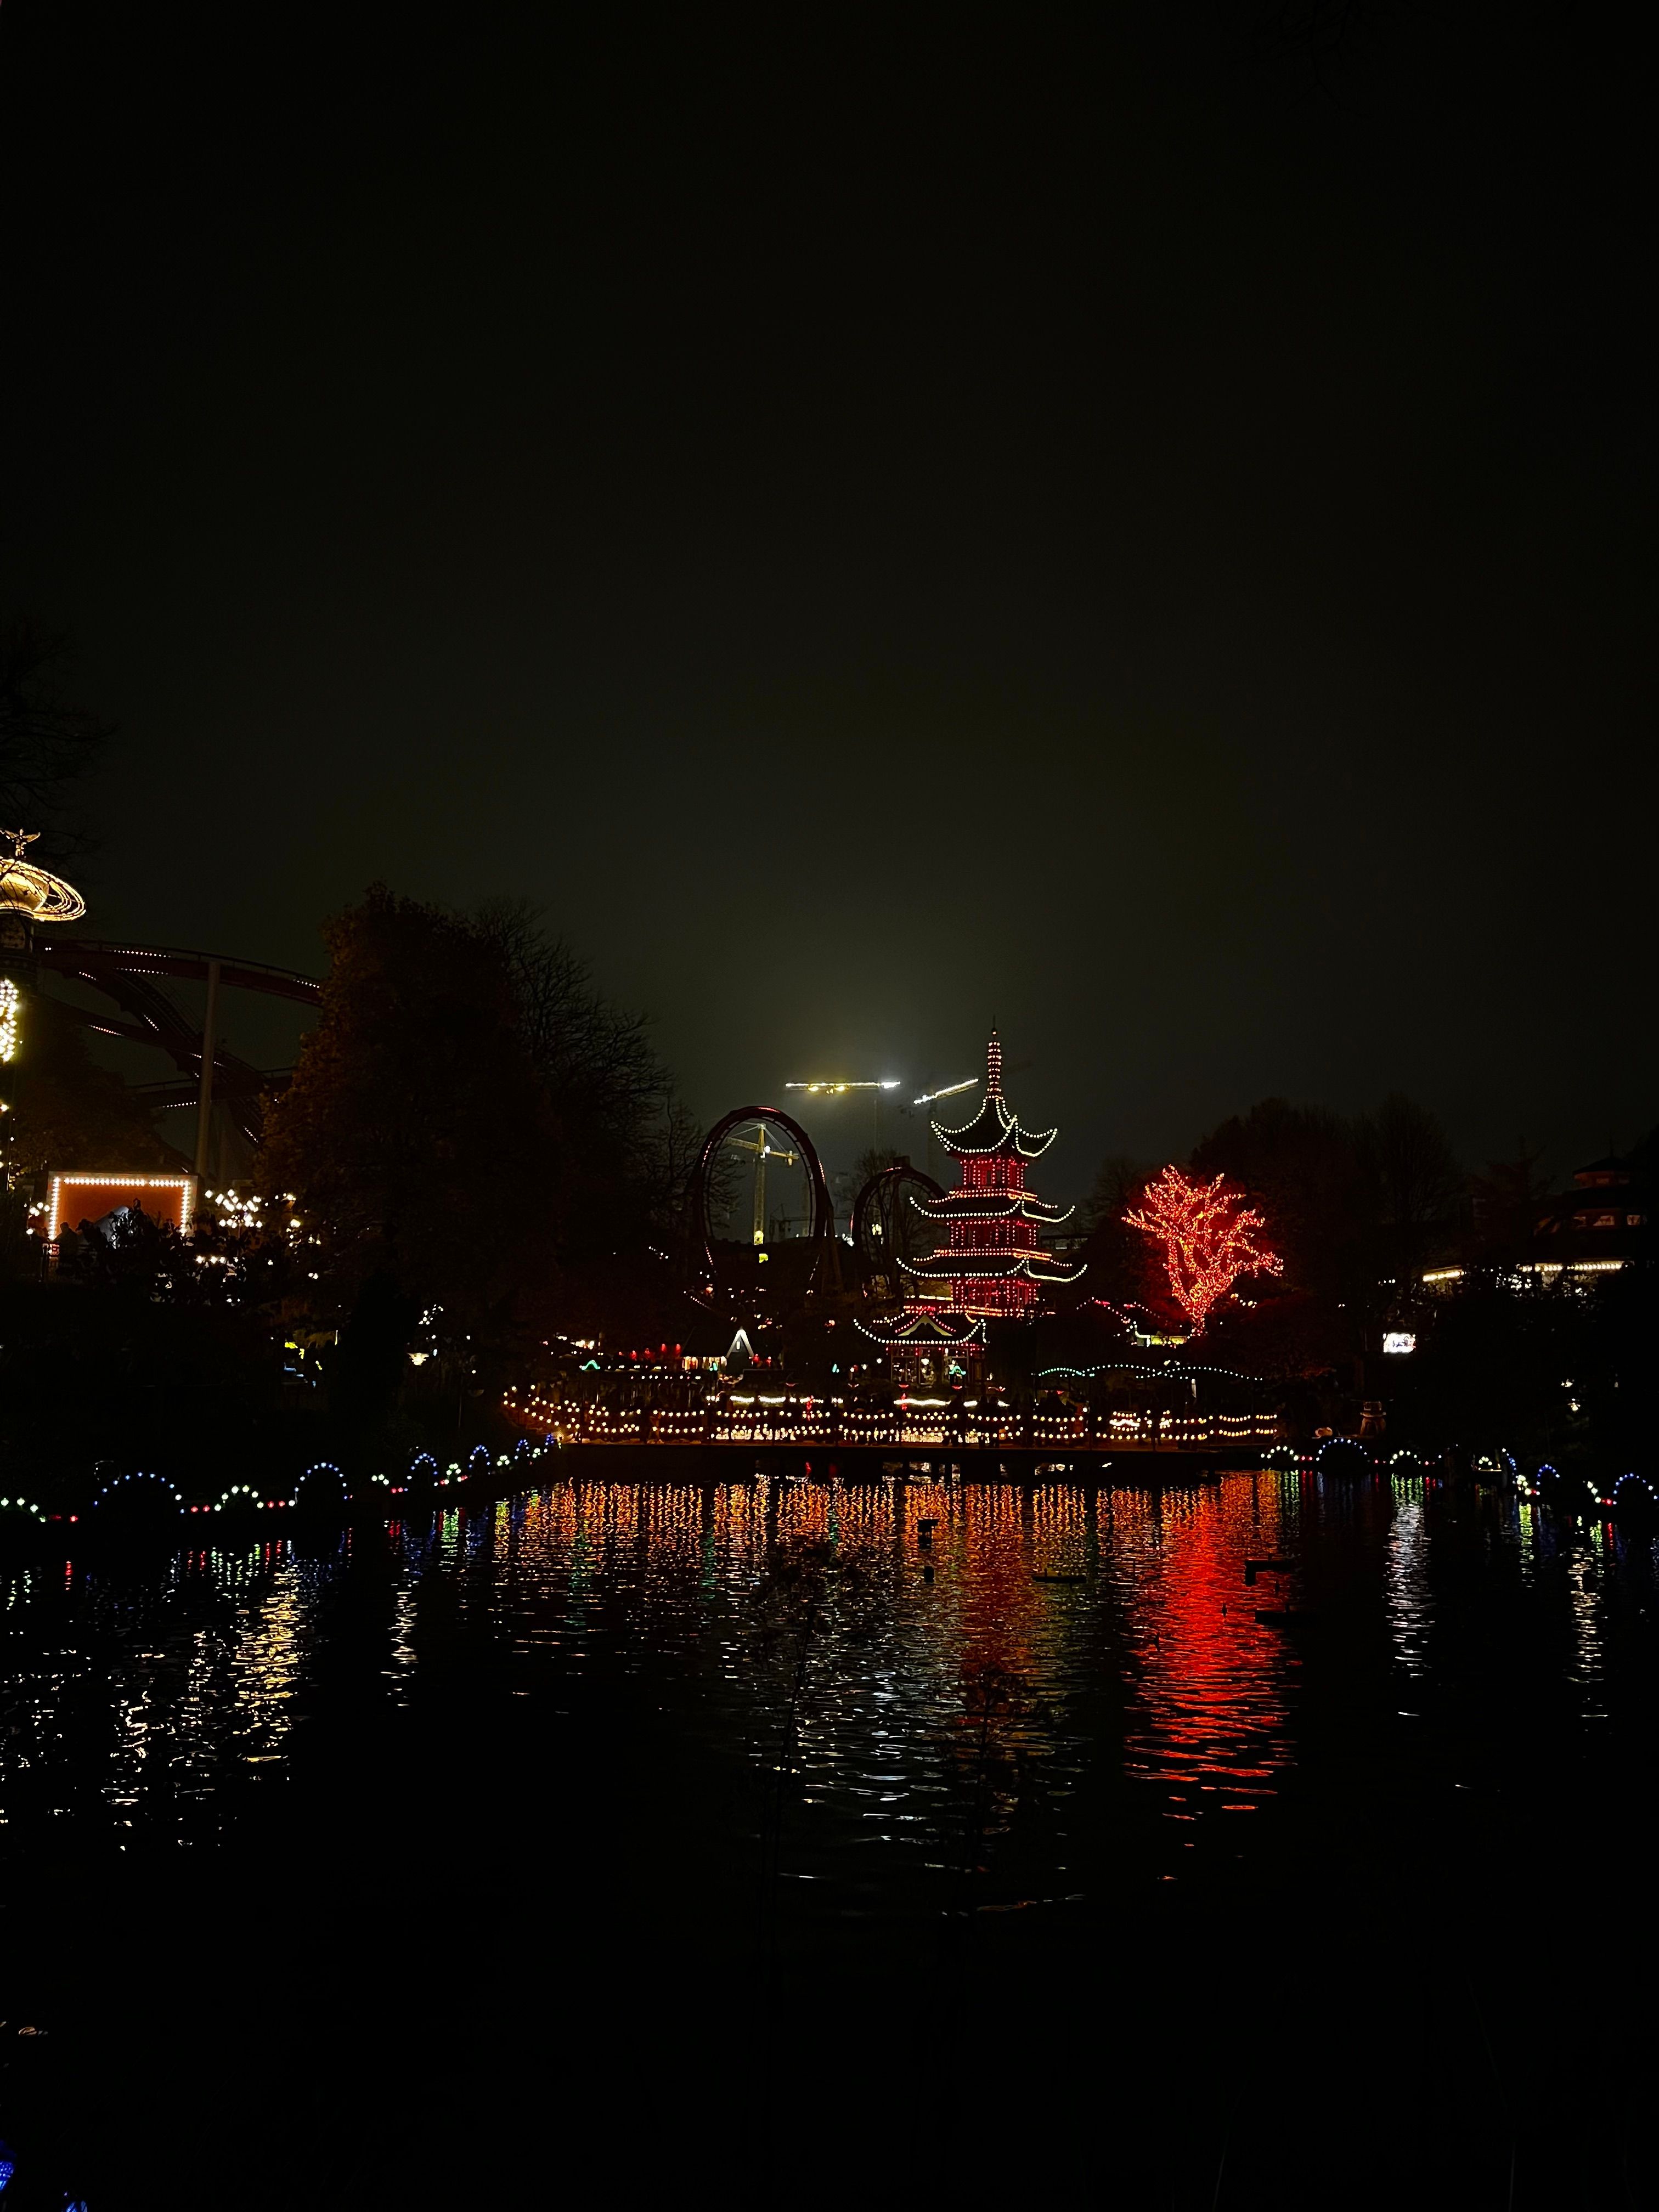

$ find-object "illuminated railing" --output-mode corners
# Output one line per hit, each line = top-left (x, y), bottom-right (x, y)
(504, 1390), (1283, 1453)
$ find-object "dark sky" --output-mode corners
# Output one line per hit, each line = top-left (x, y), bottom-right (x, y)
(1, 4), (1651, 1196)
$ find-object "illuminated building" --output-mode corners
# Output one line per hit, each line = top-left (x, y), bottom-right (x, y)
(858, 1032), (1084, 1377)
(1421, 1152), (1651, 1294)
(901, 1032), (1084, 1317)
(1526, 1153), (1650, 1274)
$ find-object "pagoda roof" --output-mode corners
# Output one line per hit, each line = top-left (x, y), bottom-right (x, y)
(932, 1031), (1057, 1159)
(912, 1192), (1073, 1224)
(898, 1250), (1087, 1286)
(855, 1308), (984, 1345)
(934, 1091), (1057, 1160)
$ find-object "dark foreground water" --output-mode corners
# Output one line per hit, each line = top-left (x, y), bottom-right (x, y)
(3, 1463), (1658, 2210)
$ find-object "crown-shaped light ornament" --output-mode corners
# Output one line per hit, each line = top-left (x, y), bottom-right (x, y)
(0, 829), (86, 922)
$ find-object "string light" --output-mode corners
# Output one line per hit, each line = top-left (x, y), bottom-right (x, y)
(1, 1440), (569, 1555)
(0, 977), (19, 1064)
(1036, 1358), (1260, 1383)
(1124, 1166), (1282, 1333)
(46, 1171), (196, 1240)
(502, 1384), (1278, 1452)
(292, 1463), (349, 1509)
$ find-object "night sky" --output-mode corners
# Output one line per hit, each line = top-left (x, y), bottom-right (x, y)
(1, 5), (1650, 1194)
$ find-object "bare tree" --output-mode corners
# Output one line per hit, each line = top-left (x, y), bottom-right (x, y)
(472, 897), (667, 1134)
(1358, 1092), (1465, 1274)
(0, 620), (111, 853)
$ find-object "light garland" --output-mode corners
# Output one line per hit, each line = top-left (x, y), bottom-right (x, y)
(933, 1093), (1058, 1160)
(3, 1439), (571, 1554)
(854, 1311), (984, 1343)
(897, 1250), (1079, 1281)
(0, 977), (19, 1065)
(911, 1193), (1073, 1223)
(293, 1462), (349, 1507)
(92, 1470), (182, 1513)
(1035, 1358), (1260, 1384)
(1125, 1166), (1282, 1333)
(503, 1386), (1279, 1452)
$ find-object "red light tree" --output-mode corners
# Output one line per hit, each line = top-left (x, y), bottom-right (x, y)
(1124, 1166), (1282, 1333)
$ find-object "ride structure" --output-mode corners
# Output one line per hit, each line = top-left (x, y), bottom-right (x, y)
(858, 1031), (1084, 1379)
(692, 1104), (838, 1304)
(0, 827), (323, 1186)
(34, 940), (321, 1157)
(851, 1158), (945, 1297)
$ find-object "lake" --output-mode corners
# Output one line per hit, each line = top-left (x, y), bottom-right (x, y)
(2, 1463), (1655, 2208)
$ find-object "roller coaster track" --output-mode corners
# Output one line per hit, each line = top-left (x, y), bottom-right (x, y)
(33, 938), (322, 1145)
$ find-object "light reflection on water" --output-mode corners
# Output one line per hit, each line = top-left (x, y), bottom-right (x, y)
(1, 1469), (1652, 1883)
(1385, 1483), (1432, 1679)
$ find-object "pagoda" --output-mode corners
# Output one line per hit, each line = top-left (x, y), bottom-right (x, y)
(858, 1032), (1084, 1374)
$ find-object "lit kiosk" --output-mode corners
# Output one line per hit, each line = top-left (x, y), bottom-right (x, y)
(857, 1032), (1084, 1386)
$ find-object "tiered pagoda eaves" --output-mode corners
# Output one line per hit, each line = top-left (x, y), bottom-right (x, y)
(860, 1033), (1084, 1361)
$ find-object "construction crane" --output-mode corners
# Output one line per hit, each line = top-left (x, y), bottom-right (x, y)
(724, 1121), (800, 1244)
(784, 1077), (901, 1148)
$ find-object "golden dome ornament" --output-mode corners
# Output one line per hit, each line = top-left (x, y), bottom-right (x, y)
(0, 829), (86, 923)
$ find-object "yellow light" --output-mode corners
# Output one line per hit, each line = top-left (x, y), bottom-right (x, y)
(0, 978), (18, 1064)
(783, 1080), (900, 1093)
(0, 831), (86, 922)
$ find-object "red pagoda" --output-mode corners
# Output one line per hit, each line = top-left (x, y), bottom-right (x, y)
(858, 1032), (1084, 1373)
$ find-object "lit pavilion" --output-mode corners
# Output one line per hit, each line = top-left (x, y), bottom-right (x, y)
(857, 1032), (1084, 1376)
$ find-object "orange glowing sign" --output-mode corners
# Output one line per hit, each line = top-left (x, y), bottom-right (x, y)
(46, 1172), (195, 1240)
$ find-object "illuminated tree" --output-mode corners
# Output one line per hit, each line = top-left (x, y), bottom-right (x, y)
(1124, 1165), (1282, 1333)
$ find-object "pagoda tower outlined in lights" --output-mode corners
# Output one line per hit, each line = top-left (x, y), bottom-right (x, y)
(857, 1031), (1084, 1378)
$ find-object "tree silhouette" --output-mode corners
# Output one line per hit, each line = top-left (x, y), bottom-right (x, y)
(0, 619), (110, 853)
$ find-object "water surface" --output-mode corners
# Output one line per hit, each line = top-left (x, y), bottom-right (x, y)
(2, 1465), (1655, 2208)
